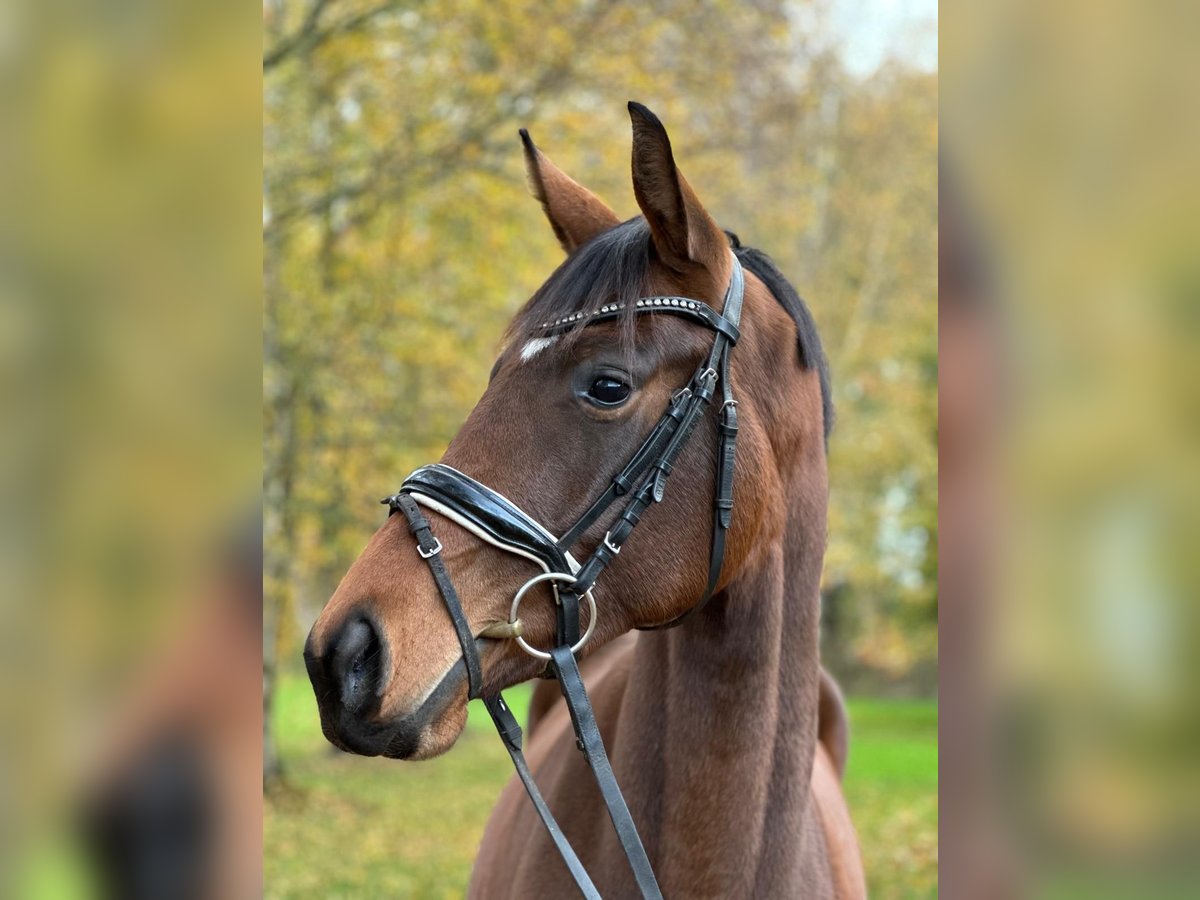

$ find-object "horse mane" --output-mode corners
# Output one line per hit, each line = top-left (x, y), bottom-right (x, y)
(726, 232), (834, 441)
(507, 219), (833, 441)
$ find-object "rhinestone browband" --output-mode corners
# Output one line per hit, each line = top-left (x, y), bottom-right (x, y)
(538, 296), (739, 343)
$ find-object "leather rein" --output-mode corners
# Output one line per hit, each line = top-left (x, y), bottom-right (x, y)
(381, 257), (744, 898)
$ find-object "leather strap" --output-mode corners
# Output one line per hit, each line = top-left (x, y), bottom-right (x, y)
(555, 387), (692, 552)
(390, 494), (484, 700)
(483, 695), (601, 899)
(636, 262), (743, 630)
(391, 498), (605, 897)
(394, 496), (650, 898)
(549, 646), (663, 900)
(557, 584), (581, 647)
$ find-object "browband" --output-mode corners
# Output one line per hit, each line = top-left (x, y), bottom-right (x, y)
(537, 294), (740, 344)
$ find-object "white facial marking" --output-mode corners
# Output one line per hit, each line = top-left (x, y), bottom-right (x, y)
(520, 336), (558, 362)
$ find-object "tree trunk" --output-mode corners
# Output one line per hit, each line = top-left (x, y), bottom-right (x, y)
(263, 206), (297, 791)
(263, 380), (297, 792)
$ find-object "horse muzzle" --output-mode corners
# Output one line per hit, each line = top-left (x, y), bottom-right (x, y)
(303, 612), (468, 759)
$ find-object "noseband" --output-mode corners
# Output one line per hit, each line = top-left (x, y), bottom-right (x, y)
(381, 257), (744, 898)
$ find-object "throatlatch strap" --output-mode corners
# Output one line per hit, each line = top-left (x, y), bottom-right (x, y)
(550, 646), (663, 900)
(392, 495), (484, 700)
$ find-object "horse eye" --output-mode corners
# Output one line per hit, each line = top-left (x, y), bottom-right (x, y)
(585, 376), (631, 407)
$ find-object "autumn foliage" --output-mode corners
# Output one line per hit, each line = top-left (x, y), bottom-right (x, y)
(264, 0), (937, 691)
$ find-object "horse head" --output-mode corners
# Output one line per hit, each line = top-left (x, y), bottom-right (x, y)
(304, 103), (826, 761)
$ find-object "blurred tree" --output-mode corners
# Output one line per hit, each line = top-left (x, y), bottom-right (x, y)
(263, 0), (938, 767)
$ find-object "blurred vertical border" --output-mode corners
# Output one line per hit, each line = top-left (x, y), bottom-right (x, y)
(1, 0), (261, 895)
(942, 0), (1200, 896)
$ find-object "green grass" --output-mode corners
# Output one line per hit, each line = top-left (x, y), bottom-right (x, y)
(265, 675), (937, 898)
(842, 698), (939, 898)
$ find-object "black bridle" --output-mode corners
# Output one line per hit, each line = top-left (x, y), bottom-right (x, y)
(381, 258), (744, 898)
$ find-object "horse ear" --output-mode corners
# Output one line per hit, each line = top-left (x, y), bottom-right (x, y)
(628, 102), (729, 286)
(521, 129), (620, 253)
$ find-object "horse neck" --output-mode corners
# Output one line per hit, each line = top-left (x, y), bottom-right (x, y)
(616, 472), (829, 890)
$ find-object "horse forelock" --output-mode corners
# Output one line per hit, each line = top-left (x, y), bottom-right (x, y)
(505, 223), (833, 446)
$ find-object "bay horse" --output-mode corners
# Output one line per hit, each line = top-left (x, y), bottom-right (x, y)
(304, 102), (865, 898)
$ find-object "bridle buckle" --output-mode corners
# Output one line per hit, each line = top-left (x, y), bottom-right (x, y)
(418, 537), (443, 559)
(602, 531), (621, 556)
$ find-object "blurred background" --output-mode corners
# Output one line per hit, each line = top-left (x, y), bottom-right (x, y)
(263, 0), (936, 897)
(941, 2), (1200, 897)
(2, 0), (261, 897)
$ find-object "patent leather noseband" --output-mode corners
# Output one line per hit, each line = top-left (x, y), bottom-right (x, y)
(402, 463), (579, 577)
(381, 257), (744, 899)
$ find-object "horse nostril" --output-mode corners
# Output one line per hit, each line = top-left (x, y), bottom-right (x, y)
(331, 618), (384, 713)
